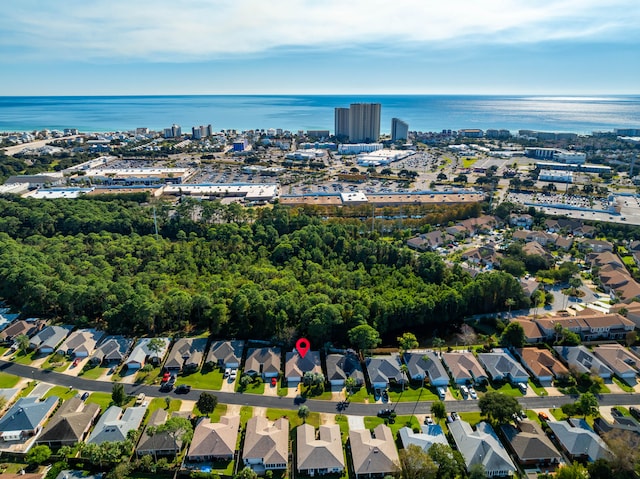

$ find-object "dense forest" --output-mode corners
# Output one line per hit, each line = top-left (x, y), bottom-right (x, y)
(0, 195), (528, 346)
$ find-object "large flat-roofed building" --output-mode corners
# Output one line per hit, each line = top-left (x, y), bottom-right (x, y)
(391, 118), (409, 142)
(338, 143), (383, 154)
(525, 148), (586, 164)
(84, 167), (193, 185)
(334, 108), (350, 139)
(163, 183), (278, 202)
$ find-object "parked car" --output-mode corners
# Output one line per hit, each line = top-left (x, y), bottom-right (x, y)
(630, 407), (640, 421)
(175, 384), (191, 394)
(538, 411), (549, 421)
(224, 368), (231, 378)
(437, 387), (447, 400)
(271, 377), (277, 387)
(135, 393), (145, 405)
(460, 385), (469, 398)
(517, 383), (528, 394)
(446, 414), (454, 423)
(468, 387), (478, 399)
(382, 390), (389, 402)
(229, 369), (237, 381)
(424, 415), (434, 425)
(378, 409), (394, 418)
(81, 392), (90, 401)
(451, 411), (459, 421)
(611, 407), (624, 417)
(161, 372), (171, 383)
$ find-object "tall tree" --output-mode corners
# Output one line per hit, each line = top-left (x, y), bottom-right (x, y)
(15, 333), (30, 353)
(555, 462), (589, 479)
(111, 383), (126, 407)
(297, 405), (310, 423)
(576, 392), (599, 418)
(500, 322), (525, 348)
(478, 392), (521, 425)
(398, 332), (419, 354)
(154, 416), (194, 455)
(196, 392), (218, 416)
(26, 445), (51, 466)
(348, 324), (381, 353)
(430, 401), (447, 424)
(397, 444), (438, 479)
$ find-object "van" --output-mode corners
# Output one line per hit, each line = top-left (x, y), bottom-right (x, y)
(136, 393), (145, 405)
(437, 387), (447, 400)
(517, 383), (528, 394)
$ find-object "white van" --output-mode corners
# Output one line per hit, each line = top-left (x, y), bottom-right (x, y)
(437, 387), (447, 400)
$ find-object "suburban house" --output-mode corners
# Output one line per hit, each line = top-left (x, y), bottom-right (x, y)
(511, 318), (546, 343)
(406, 231), (454, 251)
(580, 238), (614, 253)
(29, 325), (73, 354)
(0, 319), (46, 343)
(500, 420), (562, 468)
(0, 396), (59, 442)
(89, 335), (133, 365)
(56, 329), (105, 358)
(593, 415), (640, 437)
(187, 415), (240, 462)
(36, 397), (100, 449)
(535, 310), (635, 341)
(137, 409), (184, 457)
(365, 355), (405, 391)
(547, 419), (610, 462)
(87, 405), (147, 444)
(592, 344), (640, 385)
(125, 337), (171, 370)
(349, 424), (400, 479)
(403, 351), (449, 386)
(515, 348), (569, 385)
(477, 350), (529, 384)
(285, 350), (322, 386)
(206, 340), (244, 369)
(244, 347), (282, 379)
(325, 352), (365, 388)
(441, 351), (488, 385)
(461, 245), (501, 269)
(164, 338), (208, 372)
(553, 346), (613, 379)
(510, 213), (534, 228)
(617, 301), (640, 329)
(448, 420), (517, 477)
(242, 416), (289, 473)
(297, 424), (345, 476)
(399, 424), (448, 452)
(545, 218), (594, 237)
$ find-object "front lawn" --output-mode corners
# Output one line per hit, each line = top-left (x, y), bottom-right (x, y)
(86, 392), (112, 411)
(528, 379), (548, 396)
(476, 381), (523, 397)
(177, 364), (223, 390)
(79, 364), (109, 380)
(348, 386), (374, 403)
(612, 377), (635, 393)
(135, 366), (162, 385)
(388, 384), (438, 402)
(43, 386), (78, 401)
(266, 407), (320, 429)
(0, 372), (20, 388)
(146, 397), (182, 421)
(363, 415), (420, 438)
(458, 411), (483, 426)
(235, 376), (265, 394)
(12, 350), (42, 365)
(42, 354), (71, 372)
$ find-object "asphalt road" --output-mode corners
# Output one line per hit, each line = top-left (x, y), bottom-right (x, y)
(0, 359), (635, 416)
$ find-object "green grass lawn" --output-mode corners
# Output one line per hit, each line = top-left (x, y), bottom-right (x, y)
(43, 386), (78, 401)
(18, 381), (37, 398)
(550, 408), (596, 428)
(477, 381), (523, 397)
(614, 406), (631, 416)
(236, 377), (265, 394)
(458, 411), (483, 426)
(12, 349), (42, 365)
(612, 377), (635, 393)
(335, 415), (350, 443)
(363, 415), (420, 438)
(462, 157), (478, 168)
(78, 365), (109, 380)
(388, 384), (438, 402)
(42, 354), (72, 372)
(0, 462), (29, 474)
(176, 366), (223, 390)
(135, 366), (162, 385)
(526, 410), (540, 423)
(208, 402), (228, 422)
(240, 406), (253, 428)
(349, 386), (374, 403)
(0, 372), (20, 388)
(145, 397), (182, 421)
(528, 379), (548, 396)
(266, 407), (320, 429)
(86, 392), (112, 412)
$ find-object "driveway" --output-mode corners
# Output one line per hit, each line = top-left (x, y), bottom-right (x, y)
(347, 415), (365, 431)
(29, 382), (53, 398)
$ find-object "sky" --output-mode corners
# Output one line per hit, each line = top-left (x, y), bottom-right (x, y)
(1, 0), (639, 95)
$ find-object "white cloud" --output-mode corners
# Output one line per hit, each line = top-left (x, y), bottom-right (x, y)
(0, 0), (637, 61)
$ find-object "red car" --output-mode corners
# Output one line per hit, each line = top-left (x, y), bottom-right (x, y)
(161, 372), (171, 383)
(72, 358), (80, 367)
(271, 377), (277, 387)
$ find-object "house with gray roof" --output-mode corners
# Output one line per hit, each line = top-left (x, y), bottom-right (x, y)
(297, 424), (345, 476)
(593, 415), (640, 438)
(349, 424), (399, 479)
(592, 344), (640, 385)
(399, 424), (448, 452)
(187, 415), (240, 461)
(89, 335), (133, 365)
(137, 409), (184, 457)
(448, 419), (517, 477)
(56, 329), (105, 358)
(206, 340), (244, 369)
(29, 325), (73, 354)
(0, 319), (46, 344)
(365, 354), (405, 391)
(36, 396), (100, 449)
(87, 405), (147, 444)
(325, 352), (364, 388)
(285, 350), (322, 386)
(164, 338), (208, 372)
(403, 351), (449, 386)
(500, 420), (562, 467)
(441, 351), (488, 385)
(0, 396), (59, 442)
(242, 416), (289, 473)
(126, 337), (171, 370)
(244, 347), (281, 379)
(553, 345), (613, 379)
(547, 419), (611, 462)
(477, 350), (529, 384)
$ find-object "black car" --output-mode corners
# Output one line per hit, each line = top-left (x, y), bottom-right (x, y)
(377, 408), (394, 418)
(175, 384), (191, 394)
(80, 392), (90, 401)
(630, 407), (640, 421)
(611, 407), (624, 417)
(160, 381), (174, 392)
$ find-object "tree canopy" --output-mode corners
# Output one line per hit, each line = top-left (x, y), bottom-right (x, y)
(478, 392), (521, 425)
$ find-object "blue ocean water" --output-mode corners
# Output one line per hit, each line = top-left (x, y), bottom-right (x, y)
(0, 95), (639, 134)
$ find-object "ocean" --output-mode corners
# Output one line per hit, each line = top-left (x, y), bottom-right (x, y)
(0, 95), (639, 135)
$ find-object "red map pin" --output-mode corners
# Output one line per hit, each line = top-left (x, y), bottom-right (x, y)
(296, 338), (310, 358)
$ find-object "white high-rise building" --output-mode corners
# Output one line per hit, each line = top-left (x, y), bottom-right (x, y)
(391, 118), (409, 142)
(348, 103), (381, 143)
(334, 107), (350, 139)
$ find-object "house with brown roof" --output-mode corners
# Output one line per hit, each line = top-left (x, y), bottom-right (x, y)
(285, 350), (322, 386)
(511, 318), (545, 343)
(407, 231), (454, 252)
(535, 310), (635, 341)
(515, 348), (569, 385)
(0, 319), (46, 344)
(441, 351), (487, 385)
(56, 329), (105, 358)
(500, 420), (562, 468)
(164, 338), (208, 372)
(617, 301), (640, 328)
(187, 415), (240, 461)
(592, 344), (640, 385)
(137, 409), (184, 457)
(349, 424), (399, 479)
(36, 397), (100, 449)
(242, 416), (288, 474)
(244, 347), (281, 379)
(297, 424), (345, 476)
(523, 241), (552, 260)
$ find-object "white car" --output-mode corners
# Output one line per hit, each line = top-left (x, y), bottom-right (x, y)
(468, 387), (478, 399)
(460, 385), (469, 397)
(229, 369), (237, 381)
(224, 368), (231, 378)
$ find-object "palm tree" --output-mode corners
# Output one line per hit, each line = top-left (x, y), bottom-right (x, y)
(505, 298), (515, 318)
(297, 405), (310, 424)
(15, 334), (30, 354)
(432, 337), (445, 355)
(400, 364), (409, 392)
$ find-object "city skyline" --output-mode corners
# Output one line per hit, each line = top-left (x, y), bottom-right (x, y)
(0, 0), (639, 96)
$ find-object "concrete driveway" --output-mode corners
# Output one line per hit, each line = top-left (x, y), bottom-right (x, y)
(347, 415), (365, 430)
